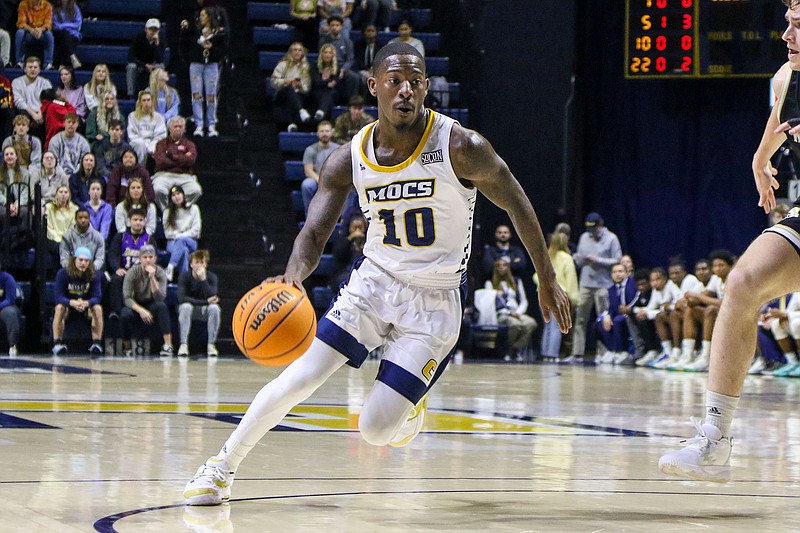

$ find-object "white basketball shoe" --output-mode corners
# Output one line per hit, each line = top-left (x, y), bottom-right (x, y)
(658, 418), (732, 482)
(390, 395), (428, 447)
(184, 457), (235, 505)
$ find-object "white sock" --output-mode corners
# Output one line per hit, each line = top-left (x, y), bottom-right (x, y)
(701, 340), (711, 359)
(218, 338), (347, 471)
(217, 439), (252, 472)
(661, 340), (673, 354)
(681, 339), (695, 358)
(786, 351), (798, 364)
(705, 390), (739, 437)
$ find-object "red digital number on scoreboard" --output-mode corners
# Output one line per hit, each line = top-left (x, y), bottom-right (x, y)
(627, 0), (697, 77)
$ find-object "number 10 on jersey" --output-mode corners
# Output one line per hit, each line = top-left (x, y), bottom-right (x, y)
(378, 207), (436, 247)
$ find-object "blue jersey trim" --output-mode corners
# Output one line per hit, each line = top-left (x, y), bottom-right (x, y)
(376, 359), (429, 404)
(316, 316), (369, 368)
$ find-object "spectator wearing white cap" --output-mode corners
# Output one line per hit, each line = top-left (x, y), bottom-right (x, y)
(126, 18), (165, 98)
(52, 246), (104, 358)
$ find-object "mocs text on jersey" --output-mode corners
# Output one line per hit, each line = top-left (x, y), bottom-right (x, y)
(366, 179), (435, 203)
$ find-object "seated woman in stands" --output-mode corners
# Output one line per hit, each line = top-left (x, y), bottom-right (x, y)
(45, 184), (78, 265)
(69, 152), (105, 205)
(162, 184), (201, 281)
(114, 176), (156, 236)
(51, 246), (104, 358)
(29, 150), (69, 206)
(484, 256), (538, 362)
(86, 91), (126, 147)
(126, 90), (167, 163)
(56, 65), (87, 123)
(0, 145), (31, 226)
(311, 43), (355, 121)
(52, 0), (84, 70)
(149, 67), (180, 122)
(388, 20), (425, 57)
(271, 42), (312, 132)
(2, 115), (42, 172)
(272, 42), (313, 129)
(83, 177), (112, 242)
(83, 64), (117, 112)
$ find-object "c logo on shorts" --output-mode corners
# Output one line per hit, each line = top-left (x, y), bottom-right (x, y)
(422, 359), (437, 381)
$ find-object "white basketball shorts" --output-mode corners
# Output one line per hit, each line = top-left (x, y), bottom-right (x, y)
(316, 257), (463, 404)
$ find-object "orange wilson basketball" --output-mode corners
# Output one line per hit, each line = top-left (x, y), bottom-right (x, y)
(232, 283), (317, 366)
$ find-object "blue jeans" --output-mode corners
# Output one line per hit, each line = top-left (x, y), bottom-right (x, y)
(167, 237), (198, 274)
(540, 311), (562, 357)
(189, 62), (219, 127)
(301, 177), (318, 216)
(15, 29), (53, 65)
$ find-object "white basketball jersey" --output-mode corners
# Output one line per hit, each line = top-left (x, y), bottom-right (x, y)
(350, 110), (477, 289)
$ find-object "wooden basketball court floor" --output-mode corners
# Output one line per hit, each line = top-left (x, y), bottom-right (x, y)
(2, 355), (800, 532)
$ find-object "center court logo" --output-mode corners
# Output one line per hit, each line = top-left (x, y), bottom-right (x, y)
(420, 149), (443, 165)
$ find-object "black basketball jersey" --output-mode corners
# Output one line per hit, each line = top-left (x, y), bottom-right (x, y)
(777, 69), (800, 208)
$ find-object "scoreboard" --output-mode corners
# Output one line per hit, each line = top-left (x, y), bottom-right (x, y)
(626, 0), (787, 78)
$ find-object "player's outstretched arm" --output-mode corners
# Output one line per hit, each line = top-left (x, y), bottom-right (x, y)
(449, 124), (572, 333)
(280, 144), (354, 286)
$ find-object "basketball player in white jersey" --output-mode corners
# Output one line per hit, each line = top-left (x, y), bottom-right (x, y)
(184, 42), (572, 505)
(659, 0), (800, 482)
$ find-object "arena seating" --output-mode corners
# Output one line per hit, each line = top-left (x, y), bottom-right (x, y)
(253, 27), (440, 52)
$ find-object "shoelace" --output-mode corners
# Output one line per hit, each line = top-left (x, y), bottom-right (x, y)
(196, 464), (229, 484)
(680, 417), (713, 447)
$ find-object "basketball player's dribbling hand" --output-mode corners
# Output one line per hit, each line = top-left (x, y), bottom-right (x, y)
(538, 280), (572, 334)
(263, 274), (306, 296)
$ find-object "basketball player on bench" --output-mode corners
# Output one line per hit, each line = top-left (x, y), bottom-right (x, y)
(659, 0), (800, 482)
(184, 42), (572, 505)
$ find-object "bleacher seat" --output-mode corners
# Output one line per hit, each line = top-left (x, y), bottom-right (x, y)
(313, 254), (337, 276)
(166, 284), (178, 306)
(247, 2), (294, 23)
(312, 286), (334, 311)
(290, 190), (303, 214)
(284, 160), (305, 182)
(84, 0), (161, 16)
(297, 222), (347, 245)
(279, 132), (317, 153)
(82, 20), (166, 42)
(349, 30), (440, 51)
(44, 281), (55, 305)
(252, 26), (300, 47)
(75, 45), (170, 67)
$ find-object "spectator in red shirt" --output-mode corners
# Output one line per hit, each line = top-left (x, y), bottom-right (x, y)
(151, 116), (202, 211)
(0, 72), (12, 139)
(40, 87), (75, 149)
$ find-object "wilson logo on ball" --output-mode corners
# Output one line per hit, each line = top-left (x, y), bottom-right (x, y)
(249, 290), (296, 331)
